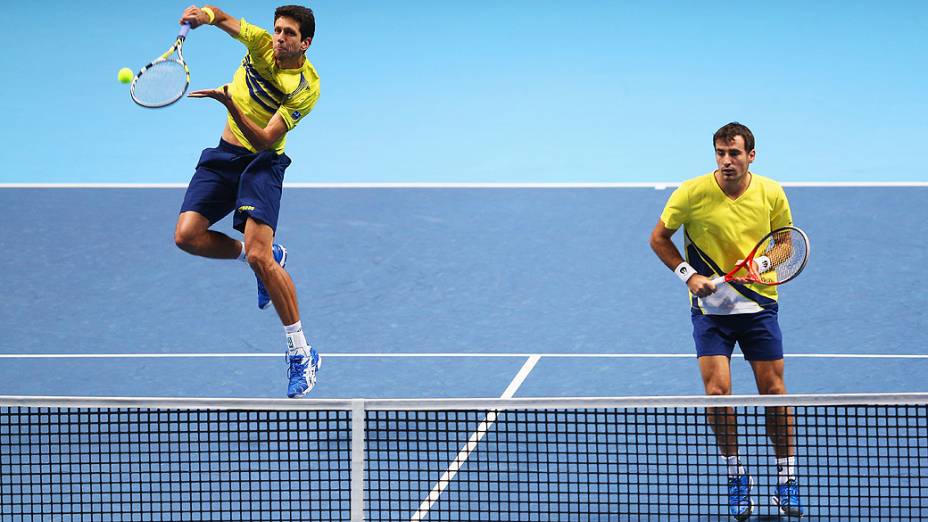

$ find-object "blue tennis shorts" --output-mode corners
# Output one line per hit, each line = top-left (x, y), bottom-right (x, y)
(180, 139), (291, 233)
(691, 307), (783, 361)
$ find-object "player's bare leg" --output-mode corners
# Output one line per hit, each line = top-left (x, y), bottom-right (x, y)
(750, 360), (794, 458)
(244, 217), (320, 398)
(751, 359), (803, 517)
(700, 356), (739, 455)
(700, 355), (753, 520)
(243, 218), (298, 324)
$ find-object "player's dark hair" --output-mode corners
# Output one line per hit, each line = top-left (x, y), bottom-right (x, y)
(713, 122), (755, 153)
(275, 5), (315, 41)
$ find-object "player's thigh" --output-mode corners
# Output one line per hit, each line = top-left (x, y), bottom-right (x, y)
(243, 217), (275, 260)
(176, 210), (210, 231)
(698, 355), (733, 395)
(749, 359), (787, 395)
(175, 211), (212, 244)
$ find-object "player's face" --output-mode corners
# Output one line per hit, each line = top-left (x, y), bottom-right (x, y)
(714, 136), (755, 183)
(273, 16), (311, 61)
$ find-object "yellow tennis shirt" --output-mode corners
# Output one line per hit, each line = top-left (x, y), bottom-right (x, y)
(660, 172), (793, 315)
(226, 18), (320, 154)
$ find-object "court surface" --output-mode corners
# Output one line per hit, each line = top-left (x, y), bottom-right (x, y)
(1, 185), (925, 400)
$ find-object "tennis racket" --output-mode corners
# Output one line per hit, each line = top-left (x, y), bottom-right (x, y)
(711, 226), (810, 286)
(130, 23), (191, 108)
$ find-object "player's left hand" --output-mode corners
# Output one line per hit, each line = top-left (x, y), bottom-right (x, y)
(188, 85), (232, 105)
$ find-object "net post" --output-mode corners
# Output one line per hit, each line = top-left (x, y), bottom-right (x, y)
(351, 399), (366, 522)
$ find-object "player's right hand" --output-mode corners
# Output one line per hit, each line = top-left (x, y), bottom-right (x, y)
(687, 274), (717, 298)
(180, 5), (208, 28)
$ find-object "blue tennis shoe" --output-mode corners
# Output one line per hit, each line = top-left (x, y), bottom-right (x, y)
(727, 474), (753, 520)
(287, 346), (321, 398)
(256, 244), (287, 310)
(772, 479), (804, 518)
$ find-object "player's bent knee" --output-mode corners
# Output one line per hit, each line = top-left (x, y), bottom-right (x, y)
(246, 250), (274, 274)
(174, 228), (200, 253)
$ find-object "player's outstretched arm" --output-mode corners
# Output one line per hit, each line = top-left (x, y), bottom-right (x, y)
(179, 4), (241, 38)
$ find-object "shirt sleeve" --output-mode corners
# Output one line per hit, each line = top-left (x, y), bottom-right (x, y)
(770, 184), (793, 229)
(660, 184), (690, 230)
(277, 84), (320, 131)
(234, 19), (273, 63)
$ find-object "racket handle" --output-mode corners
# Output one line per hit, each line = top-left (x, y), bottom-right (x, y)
(179, 22), (191, 38)
(710, 276), (725, 286)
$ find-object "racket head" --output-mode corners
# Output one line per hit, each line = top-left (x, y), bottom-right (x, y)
(749, 226), (810, 285)
(129, 23), (191, 109)
(130, 58), (189, 108)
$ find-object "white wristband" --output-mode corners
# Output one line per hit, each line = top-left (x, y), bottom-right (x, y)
(674, 262), (696, 283)
(754, 255), (771, 273)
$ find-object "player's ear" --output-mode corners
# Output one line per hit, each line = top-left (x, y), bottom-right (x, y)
(301, 37), (312, 52)
(747, 149), (756, 162)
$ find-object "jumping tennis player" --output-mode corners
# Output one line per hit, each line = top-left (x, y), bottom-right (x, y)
(649, 123), (803, 519)
(172, 4), (321, 398)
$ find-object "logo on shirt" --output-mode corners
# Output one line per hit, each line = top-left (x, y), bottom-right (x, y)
(238, 205), (255, 212)
(291, 110), (302, 120)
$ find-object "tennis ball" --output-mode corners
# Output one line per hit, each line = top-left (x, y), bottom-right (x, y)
(117, 67), (133, 84)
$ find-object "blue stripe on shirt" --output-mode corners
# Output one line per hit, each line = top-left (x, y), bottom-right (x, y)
(244, 73), (278, 114)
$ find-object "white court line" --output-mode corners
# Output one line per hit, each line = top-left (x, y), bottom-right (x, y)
(0, 352), (925, 359)
(410, 355), (541, 522)
(0, 183), (188, 188)
(500, 355), (541, 398)
(1, 182), (926, 189)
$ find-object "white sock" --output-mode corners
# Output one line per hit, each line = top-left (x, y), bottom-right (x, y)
(285, 321), (308, 356)
(722, 455), (745, 478)
(236, 242), (247, 262)
(776, 456), (796, 484)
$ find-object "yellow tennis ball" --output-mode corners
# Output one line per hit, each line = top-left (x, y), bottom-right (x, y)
(117, 67), (133, 84)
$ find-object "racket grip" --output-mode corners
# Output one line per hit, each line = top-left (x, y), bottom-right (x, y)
(710, 276), (725, 286)
(179, 22), (191, 38)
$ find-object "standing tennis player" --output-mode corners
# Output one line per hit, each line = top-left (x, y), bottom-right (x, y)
(172, 4), (321, 398)
(649, 123), (803, 519)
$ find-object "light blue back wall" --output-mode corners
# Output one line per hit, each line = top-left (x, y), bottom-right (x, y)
(3, 1), (925, 183)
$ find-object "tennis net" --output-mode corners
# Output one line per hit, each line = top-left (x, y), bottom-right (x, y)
(2, 393), (926, 521)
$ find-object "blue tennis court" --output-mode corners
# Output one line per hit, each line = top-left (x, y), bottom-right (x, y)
(1, 185), (926, 398)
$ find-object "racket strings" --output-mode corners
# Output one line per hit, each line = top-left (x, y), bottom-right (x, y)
(762, 229), (808, 283)
(132, 59), (188, 108)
